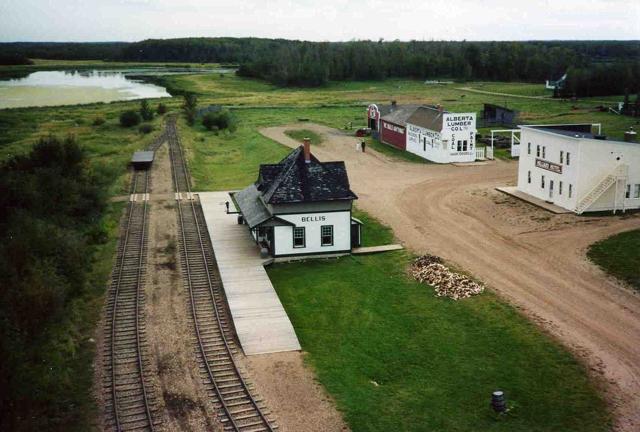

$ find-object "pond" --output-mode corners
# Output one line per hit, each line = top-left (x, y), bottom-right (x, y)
(0, 68), (230, 109)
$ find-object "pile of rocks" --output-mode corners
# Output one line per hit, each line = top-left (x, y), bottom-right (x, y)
(411, 254), (484, 300)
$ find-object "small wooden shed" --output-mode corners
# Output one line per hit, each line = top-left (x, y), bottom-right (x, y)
(131, 151), (154, 170)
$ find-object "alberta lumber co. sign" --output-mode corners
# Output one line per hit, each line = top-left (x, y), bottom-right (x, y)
(535, 158), (563, 174)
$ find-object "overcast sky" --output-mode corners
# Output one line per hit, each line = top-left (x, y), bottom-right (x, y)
(1, 0), (639, 42)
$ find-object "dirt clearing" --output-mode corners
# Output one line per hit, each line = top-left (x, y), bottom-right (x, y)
(237, 352), (349, 432)
(146, 143), (222, 431)
(261, 122), (640, 431)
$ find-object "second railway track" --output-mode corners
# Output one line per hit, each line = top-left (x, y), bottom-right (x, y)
(103, 169), (160, 432)
(167, 117), (277, 432)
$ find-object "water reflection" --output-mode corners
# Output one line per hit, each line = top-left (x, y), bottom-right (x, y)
(0, 70), (173, 109)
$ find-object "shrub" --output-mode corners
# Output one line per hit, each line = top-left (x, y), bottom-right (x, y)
(139, 124), (153, 134)
(119, 110), (141, 128)
(0, 135), (107, 430)
(140, 99), (153, 121)
(182, 94), (198, 126)
(202, 109), (236, 132)
(92, 116), (105, 126)
(157, 103), (167, 115)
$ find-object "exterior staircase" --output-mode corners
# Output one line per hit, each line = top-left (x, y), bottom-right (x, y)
(575, 164), (628, 214)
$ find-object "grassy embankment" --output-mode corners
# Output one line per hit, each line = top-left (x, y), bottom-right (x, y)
(588, 229), (640, 291)
(0, 97), (173, 430)
(284, 128), (323, 146)
(268, 241), (609, 431)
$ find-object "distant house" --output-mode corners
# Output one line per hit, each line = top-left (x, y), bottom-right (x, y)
(545, 73), (567, 91)
(379, 104), (421, 150)
(405, 106), (477, 163)
(368, 103), (478, 163)
(481, 103), (518, 126)
(366, 101), (401, 139)
(233, 139), (361, 259)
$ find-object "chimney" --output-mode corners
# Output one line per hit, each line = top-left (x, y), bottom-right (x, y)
(391, 100), (397, 110)
(624, 127), (637, 143)
(437, 104), (443, 113)
(303, 138), (311, 163)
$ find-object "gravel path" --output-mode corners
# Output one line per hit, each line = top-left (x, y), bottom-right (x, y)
(261, 122), (640, 431)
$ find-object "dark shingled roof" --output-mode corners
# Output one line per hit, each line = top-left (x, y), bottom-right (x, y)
(233, 184), (272, 229)
(259, 146), (357, 204)
(234, 146), (357, 227)
(374, 104), (394, 117)
(407, 106), (448, 131)
(380, 104), (421, 126)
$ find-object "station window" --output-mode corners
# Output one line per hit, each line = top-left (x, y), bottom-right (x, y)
(569, 184), (573, 198)
(463, 140), (468, 151)
(528, 142), (531, 155)
(559, 181), (563, 195)
(635, 184), (640, 199)
(626, 184), (631, 199)
(560, 151), (564, 164)
(293, 227), (306, 248)
(320, 225), (334, 246)
(527, 170), (531, 184)
(541, 175), (545, 189)
(542, 146), (546, 159)
(536, 145), (540, 157)
(457, 140), (462, 151)
(566, 152), (571, 166)
(423, 137), (426, 152)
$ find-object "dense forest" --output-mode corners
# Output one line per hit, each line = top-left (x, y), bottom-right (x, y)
(0, 137), (108, 430)
(1, 38), (639, 95)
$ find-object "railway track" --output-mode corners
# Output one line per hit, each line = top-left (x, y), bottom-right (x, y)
(167, 117), (277, 432)
(103, 166), (159, 431)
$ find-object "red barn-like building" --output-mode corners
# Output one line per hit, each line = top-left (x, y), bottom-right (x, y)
(379, 105), (420, 150)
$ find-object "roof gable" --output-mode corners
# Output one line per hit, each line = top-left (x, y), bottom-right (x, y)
(256, 146), (357, 204)
(407, 106), (448, 131)
(380, 105), (421, 126)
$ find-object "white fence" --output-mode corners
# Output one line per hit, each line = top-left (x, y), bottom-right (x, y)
(511, 144), (520, 157)
(476, 147), (495, 160)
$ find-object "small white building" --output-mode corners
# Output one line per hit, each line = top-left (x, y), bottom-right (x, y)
(405, 106), (477, 163)
(234, 140), (361, 259)
(517, 124), (640, 214)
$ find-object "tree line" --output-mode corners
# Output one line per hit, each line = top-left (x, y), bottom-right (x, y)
(0, 136), (108, 430)
(1, 38), (638, 96)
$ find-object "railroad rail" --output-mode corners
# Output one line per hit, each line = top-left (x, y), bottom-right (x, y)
(167, 116), (277, 432)
(103, 162), (158, 431)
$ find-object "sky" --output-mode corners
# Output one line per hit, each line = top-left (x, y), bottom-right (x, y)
(1, 0), (639, 42)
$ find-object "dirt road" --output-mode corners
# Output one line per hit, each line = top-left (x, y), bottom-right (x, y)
(261, 123), (640, 431)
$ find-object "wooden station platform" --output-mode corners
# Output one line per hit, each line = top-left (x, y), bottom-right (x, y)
(496, 186), (572, 214)
(198, 191), (301, 356)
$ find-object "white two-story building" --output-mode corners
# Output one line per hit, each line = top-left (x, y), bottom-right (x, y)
(517, 124), (640, 214)
(405, 106), (477, 163)
(234, 139), (361, 260)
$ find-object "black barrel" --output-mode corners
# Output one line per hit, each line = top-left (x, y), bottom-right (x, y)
(491, 390), (506, 413)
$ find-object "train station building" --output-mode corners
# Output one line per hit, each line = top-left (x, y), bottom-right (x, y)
(233, 139), (361, 260)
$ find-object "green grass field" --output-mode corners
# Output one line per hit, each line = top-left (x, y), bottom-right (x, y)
(284, 128), (323, 146)
(267, 221), (609, 431)
(588, 229), (640, 290)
